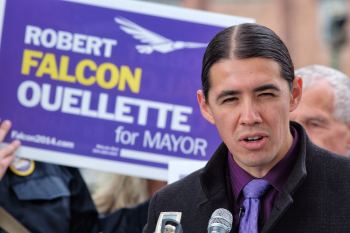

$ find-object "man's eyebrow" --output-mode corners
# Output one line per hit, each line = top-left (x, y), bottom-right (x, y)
(216, 90), (241, 102)
(306, 116), (328, 124)
(215, 84), (281, 102)
(253, 84), (281, 92)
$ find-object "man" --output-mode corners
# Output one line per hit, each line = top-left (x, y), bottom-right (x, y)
(0, 120), (100, 233)
(290, 65), (350, 157)
(143, 23), (350, 233)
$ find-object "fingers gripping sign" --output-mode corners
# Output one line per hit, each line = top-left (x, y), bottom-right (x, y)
(0, 120), (21, 180)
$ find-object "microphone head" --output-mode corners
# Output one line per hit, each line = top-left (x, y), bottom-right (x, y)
(208, 208), (233, 233)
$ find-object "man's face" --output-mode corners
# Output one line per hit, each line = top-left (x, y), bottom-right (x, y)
(197, 57), (302, 177)
(290, 81), (350, 156)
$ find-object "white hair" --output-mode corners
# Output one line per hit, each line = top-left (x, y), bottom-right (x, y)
(295, 64), (350, 124)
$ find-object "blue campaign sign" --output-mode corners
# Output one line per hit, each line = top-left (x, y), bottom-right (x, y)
(0, 0), (253, 180)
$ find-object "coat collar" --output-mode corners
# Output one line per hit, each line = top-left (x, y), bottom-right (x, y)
(198, 143), (233, 211)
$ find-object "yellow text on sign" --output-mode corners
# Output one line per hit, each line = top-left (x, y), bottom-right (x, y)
(21, 49), (142, 93)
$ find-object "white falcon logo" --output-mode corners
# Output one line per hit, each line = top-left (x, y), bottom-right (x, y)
(115, 17), (207, 54)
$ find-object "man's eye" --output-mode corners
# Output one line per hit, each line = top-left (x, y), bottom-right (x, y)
(307, 120), (322, 128)
(222, 97), (237, 103)
(259, 92), (275, 97)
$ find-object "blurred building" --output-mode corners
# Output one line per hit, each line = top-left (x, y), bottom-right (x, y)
(143, 0), (350, 76)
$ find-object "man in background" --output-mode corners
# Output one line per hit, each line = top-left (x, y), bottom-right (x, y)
(291, 65), (350, 157)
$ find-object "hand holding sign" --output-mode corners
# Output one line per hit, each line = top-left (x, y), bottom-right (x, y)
(0, 120), (21, 180)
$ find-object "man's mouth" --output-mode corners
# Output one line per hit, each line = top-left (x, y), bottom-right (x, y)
(243, 136), (264, 142)
(239, 133), (268, 150)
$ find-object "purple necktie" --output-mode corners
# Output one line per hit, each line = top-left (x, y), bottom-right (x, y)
(239, 179), (270, 233)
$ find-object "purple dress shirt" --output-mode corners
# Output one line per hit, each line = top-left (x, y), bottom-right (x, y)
(228, 127), (299, 230)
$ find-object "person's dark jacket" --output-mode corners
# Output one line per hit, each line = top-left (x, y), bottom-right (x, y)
(143, 122), (350, 232)
(101, 200), (149, 233)
(0, 162), (100, 233)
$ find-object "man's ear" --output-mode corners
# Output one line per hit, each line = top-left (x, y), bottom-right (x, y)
(197, 90), (215, 124)
(290, 76), (303, 112)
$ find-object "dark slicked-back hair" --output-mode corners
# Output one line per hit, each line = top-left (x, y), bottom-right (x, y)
(201, 23), (294, 100)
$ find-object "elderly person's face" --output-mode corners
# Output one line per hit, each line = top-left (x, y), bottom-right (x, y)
(197, 57), (302, 177)
(290, 81), (350, 156)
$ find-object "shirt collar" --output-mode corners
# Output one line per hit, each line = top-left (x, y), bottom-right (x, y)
(228, 125), (299, 199)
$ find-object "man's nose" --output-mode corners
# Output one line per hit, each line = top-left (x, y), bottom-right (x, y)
(239, 102), (262, 126)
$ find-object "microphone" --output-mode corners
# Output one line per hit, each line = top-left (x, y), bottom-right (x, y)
(207, 208), (233, 233)
(161, 218), (183, 233)
(154, 212), (182, 233)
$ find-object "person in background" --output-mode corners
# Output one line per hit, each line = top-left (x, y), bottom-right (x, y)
(82, 171), (148, 214)
(143, 23), (350, 232)
(0, 120), (100, 233)
(290, 65), (350, 157)
(81, 169), (166, 233)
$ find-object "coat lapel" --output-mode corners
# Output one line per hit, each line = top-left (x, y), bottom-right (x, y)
(262, 122), (308, 232)
(199, 143), (236, 226)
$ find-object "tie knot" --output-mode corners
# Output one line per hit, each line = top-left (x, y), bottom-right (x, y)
(243, 179), (270, 199)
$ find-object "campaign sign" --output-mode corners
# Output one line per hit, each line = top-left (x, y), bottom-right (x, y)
(0, 0), (253, 180)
